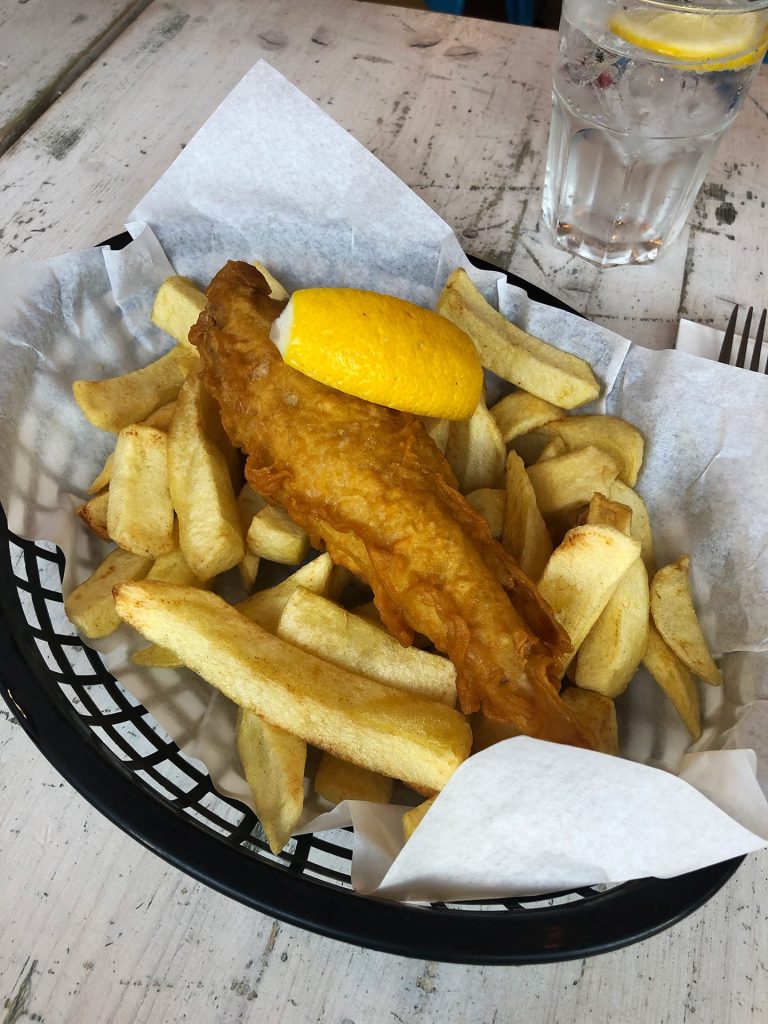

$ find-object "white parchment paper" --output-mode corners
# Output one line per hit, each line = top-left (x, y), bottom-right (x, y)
(1, 61), (767, 901)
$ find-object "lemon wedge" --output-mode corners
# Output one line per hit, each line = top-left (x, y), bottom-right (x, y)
(610, 10), (767, 68)
(270, 288), (483, 420)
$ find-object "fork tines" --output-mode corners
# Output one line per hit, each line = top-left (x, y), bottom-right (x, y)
(718, 305), (767, 372)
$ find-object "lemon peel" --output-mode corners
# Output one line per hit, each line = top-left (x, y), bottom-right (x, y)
(270, 288), (484, 420)
(610, 10), (767, 70)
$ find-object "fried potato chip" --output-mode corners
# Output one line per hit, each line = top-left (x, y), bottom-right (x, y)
(236, 484), (264, 591)
(466, 488), (505, 539)
(489, 391), (564, 444)
(142, 400), (177, 432)
(314, 752), (393, 805)
(572, 492), (648, 696)
(437, 269), (599, 408)
(114, 582), (472, 792)
(252, 260), (289, 301)
(246, 505), (310, 565)
(402, 797), (436, 842)
(75, 491), (111, 541)
(146, 541), (207, 587)
(277, 587), (457, 705)
(560, 687), (618, 755)
(168, 372), (244, 580)
(574, 556), (649, 698)
(650, 556), (722, 685)
(643, 621), (702, 739)
(526, 446), (620, 519)
(107, 424), (175, 559)
(73, 345), (196, 433)
(609, 480), (656, 575)
(585, 492), (633, 535)
(444, 399), (506, 492)
(151, 275), (207, 348)
(502, 450), (553, 581)
(422, 417), (450, 454)
(237, 707), (306, 854)
(537, 524), (641, 668)
(536, 436), (567, 462)
(238, 553), (347, 633)
(64, 547), (153, 639)
(88, 453), (115, 495)
(533, 415), (644, 487)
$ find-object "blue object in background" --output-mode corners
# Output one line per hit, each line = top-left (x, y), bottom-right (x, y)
(422, 0), (535, 24)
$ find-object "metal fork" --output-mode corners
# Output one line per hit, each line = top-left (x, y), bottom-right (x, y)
(718, 305), (767, 371)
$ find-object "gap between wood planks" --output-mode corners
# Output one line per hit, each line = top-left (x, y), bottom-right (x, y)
(0, 0), (156, 159)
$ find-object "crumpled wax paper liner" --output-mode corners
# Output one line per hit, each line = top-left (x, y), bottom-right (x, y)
(1, 61), (767, 899)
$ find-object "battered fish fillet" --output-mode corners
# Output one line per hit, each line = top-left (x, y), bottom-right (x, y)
(191, 262), (592, 749)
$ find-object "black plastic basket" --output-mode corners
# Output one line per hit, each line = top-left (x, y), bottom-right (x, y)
(0, 251), (744, 964)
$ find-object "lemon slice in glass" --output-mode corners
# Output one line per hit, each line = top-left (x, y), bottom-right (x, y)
(610, 10), (767, 69)
(271, 288), (483, 420)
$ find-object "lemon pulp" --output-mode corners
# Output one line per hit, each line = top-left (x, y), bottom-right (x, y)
(270, 288), (483, 421)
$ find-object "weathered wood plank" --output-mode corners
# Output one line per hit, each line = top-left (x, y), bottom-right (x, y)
(0, 0), (155, 155)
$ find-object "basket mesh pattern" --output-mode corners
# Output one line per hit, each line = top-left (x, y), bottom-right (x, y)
(3, 521), (607, 912)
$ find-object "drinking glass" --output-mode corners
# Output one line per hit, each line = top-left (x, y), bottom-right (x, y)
(542, 0), (768, 267)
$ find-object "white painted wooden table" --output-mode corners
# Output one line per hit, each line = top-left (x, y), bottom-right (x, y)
(1, 2), (767, 1021)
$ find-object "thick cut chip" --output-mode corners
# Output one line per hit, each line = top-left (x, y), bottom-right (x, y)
(444, 399), (506, 492)
(88, 452), (115, 494)
(560, 687), (618, 755)
(277, 587), (457, 705)
(237, 708), (306, 854)
(536, 436), (567, 462)
(246, 505), (309, 565)
(314, 752), (393, 805)
(252, 260), (289, 301)
(489, 391), (564, 444)
(437, 269), (599, 409)
(402, 797), (436, 842)
(75, 491), (111, 541)
(114, 582), (472, 792)
(466, 488), (505, 539)
(151, 276), (207, 348)
(610, 480), (656, 575)
(537, 524), (641, 668)
(650, 556), (722, 685)
(236, 483), (264, 591)
(527, 446), (620, 519)
(502, 450), (553, 581)
(107, 424), (175, 558)
(73, 346), (196, 433)
(574, 557), (649, 698)
(168, 372), (244, 580)
(64, 547), (152, 638)
(142, 400), (177, 432)
(532, 415), (645, 487)
(585, 492), (633, 535)
(147, 544), (207, 587)
(422, 417), (450, 455)
(132, 538), (345, 670)
(572, 490), (648, 695)
(643, 621), (702, 739)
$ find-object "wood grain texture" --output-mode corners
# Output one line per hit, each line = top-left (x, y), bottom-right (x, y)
(0, 0), (765, 345)
(2, 2), (768, 1022)
(0, 0), (155, 155)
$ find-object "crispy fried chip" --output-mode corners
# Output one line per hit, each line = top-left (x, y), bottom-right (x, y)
(650, 556), (722, 685)
(114, 582), (472, 792)
(437, 269), (599, 408)
(643, 621), (702, 739)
